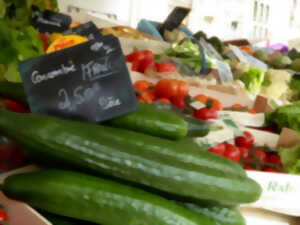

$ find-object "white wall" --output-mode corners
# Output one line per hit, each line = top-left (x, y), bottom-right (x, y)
(58, 0), (300, 44)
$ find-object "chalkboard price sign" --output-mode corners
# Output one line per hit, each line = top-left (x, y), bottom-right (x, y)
(32, 8), (72, 33)
(63, 21), (103, 40)
(19, 35), (138, 122)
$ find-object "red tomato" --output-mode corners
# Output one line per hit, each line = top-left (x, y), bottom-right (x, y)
(0, 210), (7, 222)
(4, 99), (30, 113)
(253, 150), (267, 162)
(134, 80), (153, 92)
(131, 60), (140, 72)
(267, 154), (282, 167)
(172, 95), (186, 108)
(234, 131), (254, 149)
(156, 98), (171, 104)
(126, 50), (154, 62)
(156, 63), (176, 73)
(244, 166), (258, 171)
(138, 58), (155, 73)
(239, 147), (249, 158)
(176, 81), (189, 97)
(39, 33), (49, 52)
(193, 107), (217, 120)
(137, 91), (153, 103)
(142, 50), (155, 61)
(155, 79), (178, 99)
(224, 144), (241, 162)
(208, 143), (226, 156)
(126, 51), (145, 62)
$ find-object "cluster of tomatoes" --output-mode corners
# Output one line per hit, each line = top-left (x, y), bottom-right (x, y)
(208, 131), (283, 173)
(133, 79), (282, 173)
(0, 98), (29, 172)
(0, 206), (8, 224)
(134, 79), (225, 120)
(126, 50), (176, 74)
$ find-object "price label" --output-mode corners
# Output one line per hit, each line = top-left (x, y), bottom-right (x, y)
(158, 7), (190, 35)
(199, 38), (223, 60)
(32, 8), (72, 33)
(215, 60), (233, 83)
(229, 45), (268, 70)
(19, 35), (138, 122)
(63, 21), (103, 40)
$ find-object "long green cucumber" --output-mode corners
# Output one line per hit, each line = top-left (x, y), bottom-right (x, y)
(0, 110), (261, 205)
(2, 170), (218, 225)
(0, 81), (27, 106)
(107, 102), (188, 140)
(178, 202), (246, 225)
(38, 211), (96, 225)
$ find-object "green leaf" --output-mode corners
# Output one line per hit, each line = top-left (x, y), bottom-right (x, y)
(279, 145), (300, 174)
(240, 68), (265, 95)
(4, 61), (22, 82)
(262, 72), (271, 87)
(0, 20), (18, 64)
(0, 0), (6, 18)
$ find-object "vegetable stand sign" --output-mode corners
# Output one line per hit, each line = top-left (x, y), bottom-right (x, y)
(19, 35), (138, 122)
(246, 171), (300, 217)
(32, 8), (72, 33)
(63, 21), (103, 40)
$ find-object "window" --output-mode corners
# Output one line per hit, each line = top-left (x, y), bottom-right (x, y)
(260, 3), (264, 22)
(253, 1), (258, 21)
(265, 5), (269, 23)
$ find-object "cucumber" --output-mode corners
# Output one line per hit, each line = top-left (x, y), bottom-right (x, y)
(0, 110), (261, 205)
(0, 81), (27, 106)
(2, 170), (218, 225)
(151, 101), (216, 137)
(184, 115), (211, 137)
(178, 202), (246, 225)
(107, 102), (188, 140)
(38, 211), (96, 225)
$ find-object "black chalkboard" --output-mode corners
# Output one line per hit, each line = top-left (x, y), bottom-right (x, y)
(63, 21), (103, 40)
(158, 7), (190, 35)
(19, 35), (138, 123)
(32, 8), (72, 33)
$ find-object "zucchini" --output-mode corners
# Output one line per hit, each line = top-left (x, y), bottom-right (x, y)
(0, 110), (261, 205)
(107, 102), (188, 140)
(178, 202), (246, 225)
(0, 81), (27, 106)
(2, 170), (218, 225)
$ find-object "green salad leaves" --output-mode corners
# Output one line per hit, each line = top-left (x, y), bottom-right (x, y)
(266, 101), (300, 134)
(239, 68), (265, 95)
(0, 0), (58, 82)
(279, 145), (300, 175)
(164, 39), (212, 74)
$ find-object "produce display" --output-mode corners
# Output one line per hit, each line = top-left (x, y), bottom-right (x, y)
(0, 1), (300, 225)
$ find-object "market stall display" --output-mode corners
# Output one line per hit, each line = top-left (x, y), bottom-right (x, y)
(0, 1), (300, 225)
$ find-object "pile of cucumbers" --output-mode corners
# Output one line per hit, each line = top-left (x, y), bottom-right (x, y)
(0, 82), (261, 225)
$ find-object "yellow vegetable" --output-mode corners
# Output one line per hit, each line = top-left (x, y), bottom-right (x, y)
(49, 33), (63, 43)
(46, 35), (88, 53)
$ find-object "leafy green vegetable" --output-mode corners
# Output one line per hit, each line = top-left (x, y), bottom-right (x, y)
(0, 0), (6, 18)
(239, 68), (265, 95)
(265, 101), (300, 133)
(164, 39), (210, 74)
(262, 72), (271, 87)
(289, 76), (300, 101)
(279, 145), (300, 174)
(0, 0), (56, 82)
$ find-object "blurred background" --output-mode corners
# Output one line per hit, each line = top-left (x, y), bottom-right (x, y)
(57, 0), (300, 47)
